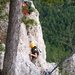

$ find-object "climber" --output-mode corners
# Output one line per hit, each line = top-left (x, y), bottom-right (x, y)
(24, 1), (31, 9)
(23, 2), (29, 15)
(29, 43), (39, 65)
(23, 0), (32, 15)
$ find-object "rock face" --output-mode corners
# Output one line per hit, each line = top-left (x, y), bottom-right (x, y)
(0, 52), (4, 70)
(0, 1), (59, 75)
(62, 54), (75, 75)
(0, 2), (9, 32)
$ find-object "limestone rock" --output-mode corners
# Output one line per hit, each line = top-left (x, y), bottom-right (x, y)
(62, 54), (75, 75)
(0, 52), (4, 70)
(0, 2), (9, 32)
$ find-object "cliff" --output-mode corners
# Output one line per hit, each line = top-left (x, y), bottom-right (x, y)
(0, 1), (59, 75)
(62, 54), (75, 75)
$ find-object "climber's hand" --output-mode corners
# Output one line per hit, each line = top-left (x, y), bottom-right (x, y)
(29, 54), (33, 56)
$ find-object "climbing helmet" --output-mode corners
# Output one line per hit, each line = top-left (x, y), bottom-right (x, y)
(45, 72), (49, 75)
(30, 43), (35, 48)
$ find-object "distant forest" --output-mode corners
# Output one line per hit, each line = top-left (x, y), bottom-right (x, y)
(32, 0), (75, 63)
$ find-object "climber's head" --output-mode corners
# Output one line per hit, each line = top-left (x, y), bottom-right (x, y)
(30, 43), (35, 48)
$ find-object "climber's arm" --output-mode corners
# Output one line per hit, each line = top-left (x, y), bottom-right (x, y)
(30, 53), (37, 57)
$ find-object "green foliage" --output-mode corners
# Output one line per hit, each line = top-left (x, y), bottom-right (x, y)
(5, 35), (7, 39)
(22, 14), (26, 23)
(39, 0), (74, 6)
(0, 15), (4, 19)
(30, 26), (33, 29)
(39, 0), (64, 5)
(0, 0), (10, 4)
(64, 73), (69, 75)
(0, 0), (9, 20)
(27, 24), (30, 28)
(0, 0), (5, 5)
(0, 26), (2, 30)
(0, 12), (9, 21)
(22, 6), (37, 28)
(5, 12), (9, 16)
(22, 14), (37, 28)
(0, 41), (5, 51)
(23, 3), (34, 14)
(28, 7), (35, 14)
(6, 0), (10, 2)
(22, 4), (36, 28)
(0, 3), (6, 11)
(0, 45), (4, 51)
(0, 41), (2, 44)
(23, 6), (28, 10)
(26, 19), (34, 25)
(0, 10), (2, 14)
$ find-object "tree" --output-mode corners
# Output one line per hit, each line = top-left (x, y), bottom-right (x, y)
(40, 0), (64, 5)
(40, 0), (74, 5)
(2, 0), (23, 75)
(60, 24), (75, 53)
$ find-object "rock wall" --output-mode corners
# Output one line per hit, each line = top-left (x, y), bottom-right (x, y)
(0, 52), (4, 70)
(0, 2), (9, 32)
(15, 1), (59, 75)
(0, 1), (59, 75)
(62, 54), (75, 75)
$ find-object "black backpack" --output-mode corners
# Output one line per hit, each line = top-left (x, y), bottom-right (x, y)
(34, 47), (41, 55)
